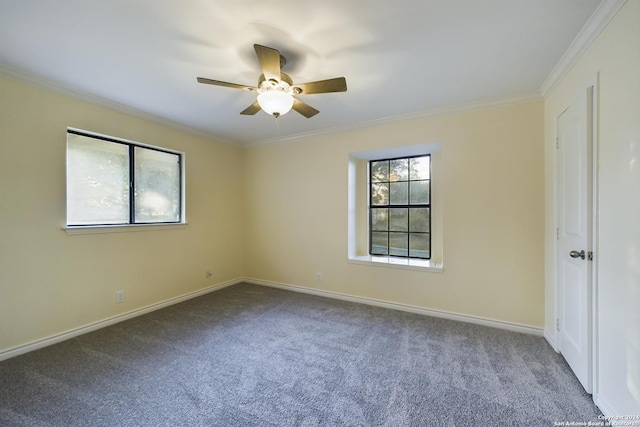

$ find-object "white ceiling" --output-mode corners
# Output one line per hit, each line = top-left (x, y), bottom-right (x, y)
(0, 0), (603, 145)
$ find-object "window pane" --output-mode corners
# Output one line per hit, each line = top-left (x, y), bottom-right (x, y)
(371, 232), (388, 255)
(409, 233), (430, 258)
(389, 159), (408, 182)
(371, 208), (388, 231)
(134, 147), (180, 223)
(410, 156), (430, 180)
(390, 182), (408, 204)
(409, 208), (430, 232)
(371, 183), (389, 206)
(371, 161), (389, 182)
(389, 233), (408, 256)
(368, 154), (431, 260)
(389, 208), (408, 232)
(410, 180), (430, 204)
(67, 134), (129, 225)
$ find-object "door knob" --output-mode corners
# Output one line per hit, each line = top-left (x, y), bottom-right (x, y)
(569, 250), (585, 260)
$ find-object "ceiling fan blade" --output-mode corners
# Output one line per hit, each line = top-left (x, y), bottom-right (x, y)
(292, 98), (320, 118)
(294, 77), (347, 95)
(254, 44), (281, 82)
(240, 101), (262, 115)
(197, 77), (256, 91)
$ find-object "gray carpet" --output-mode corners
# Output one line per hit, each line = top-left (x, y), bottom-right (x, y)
(0, 283), (601, 426)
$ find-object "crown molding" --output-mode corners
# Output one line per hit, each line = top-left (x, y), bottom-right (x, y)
(245, 91), (543, 147)
(0, 65), (236, 145)
(2, 64), (539, 148)
(540, 0), (627, 97)
(2, 2), (620, 147)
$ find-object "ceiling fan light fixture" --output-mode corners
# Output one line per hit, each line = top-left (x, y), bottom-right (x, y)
(197, 44), (346, 119)
(257, 89), (294, 117)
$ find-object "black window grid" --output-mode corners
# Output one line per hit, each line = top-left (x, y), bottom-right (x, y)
(368, 154), (431, 260)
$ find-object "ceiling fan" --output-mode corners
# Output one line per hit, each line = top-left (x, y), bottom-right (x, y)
(197, 44), (347, 118)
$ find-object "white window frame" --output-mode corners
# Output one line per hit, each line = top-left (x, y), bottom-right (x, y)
(348, 142), (443, 272)
(64, 128), (186, 234)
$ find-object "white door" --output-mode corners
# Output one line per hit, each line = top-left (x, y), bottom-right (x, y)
(557, 87), (593, 393)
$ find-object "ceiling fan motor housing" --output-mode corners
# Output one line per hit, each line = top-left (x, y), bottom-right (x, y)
(196, 44), (346, 118)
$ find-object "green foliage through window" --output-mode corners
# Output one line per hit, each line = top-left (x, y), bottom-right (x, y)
(369, 155), (430, 259)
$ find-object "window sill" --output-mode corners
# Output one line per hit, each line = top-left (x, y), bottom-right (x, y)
(64, 222), (188, 235)
(348, 255), (444, 273)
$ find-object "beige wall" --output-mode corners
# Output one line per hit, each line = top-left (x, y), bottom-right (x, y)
(0, 72), (546, 361)
(245, 101), (545, 328)
(544, 0), (640, 415)
(0, 77), (245, 353)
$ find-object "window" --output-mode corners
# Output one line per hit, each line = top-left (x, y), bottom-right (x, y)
(369, 155), (431, 259)
(66, 129), (183, 226)
(348, 142), (442, 272)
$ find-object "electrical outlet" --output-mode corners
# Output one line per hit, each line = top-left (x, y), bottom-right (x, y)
(316, 272), (323, 282)
(205, 268), (212, 279)
(115, 290), (125, 304)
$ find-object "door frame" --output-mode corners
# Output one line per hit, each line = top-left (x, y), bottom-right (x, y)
(553, 74), (600, 396)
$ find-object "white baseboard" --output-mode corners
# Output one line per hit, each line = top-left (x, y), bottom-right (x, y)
(544, 329), (559, 352)
(0, 278), (242, 362)
(1, 278), (545, 362)
(594, 393), (616, 417)
(245, 278), (544, 337)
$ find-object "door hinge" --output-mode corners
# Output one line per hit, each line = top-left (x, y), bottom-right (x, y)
(556, 137), (559, 149)
(556, 228), (559, 240)
(588, 251), (593, 261)
(556, 318), (560, 332)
